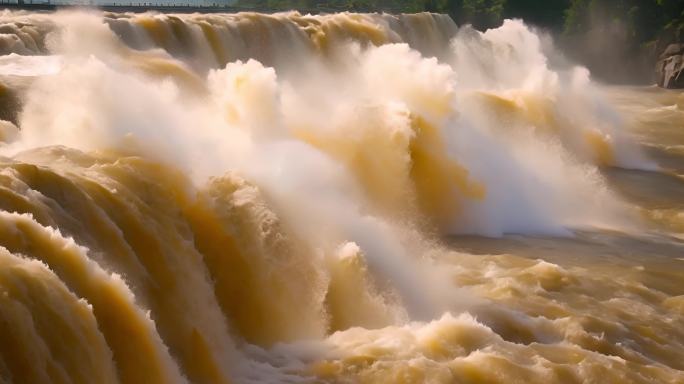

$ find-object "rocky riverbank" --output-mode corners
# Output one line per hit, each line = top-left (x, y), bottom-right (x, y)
(657, 43), (684, 89)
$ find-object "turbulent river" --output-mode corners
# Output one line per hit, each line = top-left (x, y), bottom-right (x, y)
(0, 9), (682, 384)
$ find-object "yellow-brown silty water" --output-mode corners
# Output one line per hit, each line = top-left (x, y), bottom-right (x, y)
(0, 9), (682, 384)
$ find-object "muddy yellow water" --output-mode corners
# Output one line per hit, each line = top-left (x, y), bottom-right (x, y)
(0, 9), (681, 384)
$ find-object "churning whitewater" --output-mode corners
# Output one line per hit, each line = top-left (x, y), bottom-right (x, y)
(0, 9), (682, 384)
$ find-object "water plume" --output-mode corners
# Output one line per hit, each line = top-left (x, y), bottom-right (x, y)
(0, 9), (678, 384)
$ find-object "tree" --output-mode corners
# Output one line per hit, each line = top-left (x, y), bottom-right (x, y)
(503, 0), (570, 31)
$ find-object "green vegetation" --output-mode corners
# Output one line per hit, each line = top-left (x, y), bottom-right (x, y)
(562, 0), (683, 45)
(556, 1), (684, 83)
(445, 0), (684, 43)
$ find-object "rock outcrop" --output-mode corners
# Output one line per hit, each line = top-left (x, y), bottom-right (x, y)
(657, 43), (684, 89)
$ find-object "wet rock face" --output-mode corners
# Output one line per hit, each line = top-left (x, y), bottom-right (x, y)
(0, 80), (23, 124)
(657, 43), (684, 89)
